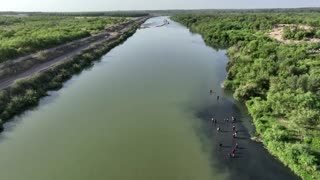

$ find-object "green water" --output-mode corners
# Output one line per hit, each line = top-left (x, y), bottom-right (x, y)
(0, 17), (299, 180)
(0, 17), (229, 180)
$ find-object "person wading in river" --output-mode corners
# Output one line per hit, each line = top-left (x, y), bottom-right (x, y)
(232, 116), (236, 123)
(231, 148), (236, 157)
(233, 133), (237, 139)
(213, 118), (217, 125)
(229, 150), (236, 158)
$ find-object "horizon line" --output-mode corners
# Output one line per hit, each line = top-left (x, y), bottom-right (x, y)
(0, 7), (320, 13)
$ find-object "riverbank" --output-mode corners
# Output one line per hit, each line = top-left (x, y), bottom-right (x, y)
(173, 13), (320, 180)
(0, 17), (148, 131)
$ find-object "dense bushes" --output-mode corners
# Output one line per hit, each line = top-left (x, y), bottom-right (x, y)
(173, 13), (320, 179)
(0, 16), (128, 62)
(247, 97), (320, 179)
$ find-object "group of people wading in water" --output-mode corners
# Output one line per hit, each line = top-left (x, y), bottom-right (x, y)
(210, 89), (239, 158)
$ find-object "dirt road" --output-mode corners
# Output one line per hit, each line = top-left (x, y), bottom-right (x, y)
(0, 17), (148, 90)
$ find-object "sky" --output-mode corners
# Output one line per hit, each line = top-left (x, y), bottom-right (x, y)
(1, 0), (320, 12)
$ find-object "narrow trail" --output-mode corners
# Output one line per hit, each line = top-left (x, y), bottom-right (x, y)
(0, 33), (117, 89)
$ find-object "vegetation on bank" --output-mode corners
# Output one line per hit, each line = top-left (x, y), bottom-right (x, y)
(0, 16), (128, 62)
(0, 24), (140, 131)
(173, 13), (320, 179)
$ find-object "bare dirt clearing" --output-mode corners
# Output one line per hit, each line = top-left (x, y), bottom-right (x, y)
(268, 24), (320, 44)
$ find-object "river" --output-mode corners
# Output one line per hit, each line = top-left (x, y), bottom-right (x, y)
(0, 17), (299, 180)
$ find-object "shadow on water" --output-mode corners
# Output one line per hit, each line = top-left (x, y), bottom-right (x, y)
(0, 90), (62, 140)
(0, 63), (98, 141)
(193, 95), (300, 180)
(0, 52), (112, 138)
(173, 16), (300, 180)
